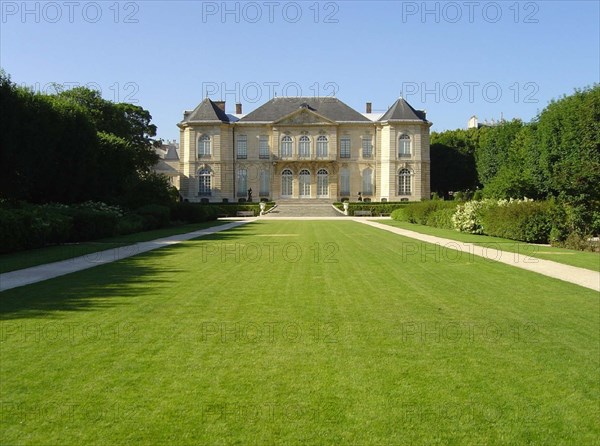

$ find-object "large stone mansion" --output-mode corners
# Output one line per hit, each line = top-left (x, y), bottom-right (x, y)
(160, 96), (432, 202)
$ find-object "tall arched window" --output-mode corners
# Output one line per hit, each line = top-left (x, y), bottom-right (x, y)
(198, 168), (211, 196)
(316, 136), (328, 158)
(198, 135), (211, 157)
(340, 168), (350, 196)
(281, 136), (293, 158)
(237, 168), (248, 197)
(281, 169), (293, 197)
(398, 168), (412, 195)
(298, 136), (310, 158)
(399, 134), (411, 157)
(317, 169), (329, 198)
(299, 169), (311, 197)
(362, 168), (373, 195)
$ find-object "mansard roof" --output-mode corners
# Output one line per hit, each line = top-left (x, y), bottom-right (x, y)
(239, 97), (371, 123)
(182, 98), (230, 123)
(379, 98), (427, 122)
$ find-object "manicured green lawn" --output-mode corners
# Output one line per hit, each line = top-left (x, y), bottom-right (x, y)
(381, 220), (600, 271)
(1, 221), (598, 445)
(0, 221), (228, 274)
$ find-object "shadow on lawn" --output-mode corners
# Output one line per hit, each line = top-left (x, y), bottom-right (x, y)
(0, 222), (259, 320)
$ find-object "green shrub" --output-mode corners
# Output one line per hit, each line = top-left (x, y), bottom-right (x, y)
(334, 202), (416, 215)
(209, 203), (273, 217)
(405, 201), (458, 225)
(426, 208), (456, 229)
(473, 190), (484, 201)
(553, 232), (599, 252)
(480, 200), (556, 243)
(116, 213), (146, 235)
(391, 208), (408, 221)
(134, 204), (171, 230)
(0, 209), (29, 253)
(70, 207), (120, 241)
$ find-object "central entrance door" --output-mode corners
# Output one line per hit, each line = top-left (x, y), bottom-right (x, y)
(299, 169), (311, 198)
(317, 169), (329, 198)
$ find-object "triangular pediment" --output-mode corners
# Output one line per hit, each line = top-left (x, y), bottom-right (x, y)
(274, 108), (337, 126)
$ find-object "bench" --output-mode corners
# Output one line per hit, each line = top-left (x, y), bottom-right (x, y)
(236, 210), (255, 217)
(354, 210), (372, 217)
(379, 213), (391, 217)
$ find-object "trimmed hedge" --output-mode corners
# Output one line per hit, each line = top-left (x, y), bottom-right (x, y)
(426, 207), (456, 229)
(69, 207), (120, 241)
(209, 203), (275, 217)
(334, 202), (417, 215)
(0, 200), (223, 254)
(402, 201), (458, 225)
(0, 208), (60, 253)
(134, 204), (171, 230)
(170, 202), (219, 223)
(480, 200), (557, 243)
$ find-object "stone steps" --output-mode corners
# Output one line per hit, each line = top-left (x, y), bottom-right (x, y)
(265, 202), (343, 217)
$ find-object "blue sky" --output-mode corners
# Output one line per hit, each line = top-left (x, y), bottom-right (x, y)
(2, 1), (598, 140)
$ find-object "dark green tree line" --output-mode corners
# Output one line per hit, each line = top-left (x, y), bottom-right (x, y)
(0, 71), (172, 207)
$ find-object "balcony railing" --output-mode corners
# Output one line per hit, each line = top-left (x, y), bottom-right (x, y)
(273, 154), (337, 161)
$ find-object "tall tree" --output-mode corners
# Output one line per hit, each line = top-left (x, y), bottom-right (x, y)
(430, 128), (479, 196)
(536, 85), (600, 202)
(475, 119), (524, 186)
(57, 88), (159, 173)
(0, 72), (169, 207)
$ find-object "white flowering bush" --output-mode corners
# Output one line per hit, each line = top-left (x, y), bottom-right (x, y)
(77, 201), (124, 218)
(452, 199), (497, 234)
(496, 197), (534, 207)
(452, 197), (537, 234)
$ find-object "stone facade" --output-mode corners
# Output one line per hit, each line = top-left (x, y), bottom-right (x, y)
(176, 97), (431, 202)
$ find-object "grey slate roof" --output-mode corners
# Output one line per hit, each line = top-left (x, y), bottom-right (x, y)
(182, 98), (230, 123)
(238, 97), (371, 123)
(379, 98), (427, 122)
(154, 159), (179, 175)
(164, 145), (179, 160)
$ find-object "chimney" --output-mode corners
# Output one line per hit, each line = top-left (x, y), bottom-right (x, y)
(366, 102), (372, 113)
(236, 103), (242, 114)
(214, 101), (225, 112)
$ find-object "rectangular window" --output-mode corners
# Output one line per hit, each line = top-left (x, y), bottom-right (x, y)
(259, 136), (270, 159)
(198, 135), (211, 157)
(237, 136), (247, 159)
(259, 170), (270, 196)
(340, 138), (351, 158)
(363, 169), (373, 195)
(237, 169), (248, 197)
(399, 135), (411, 157)
(362, 137), (372, 158)
(340, 169), (350, 195)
